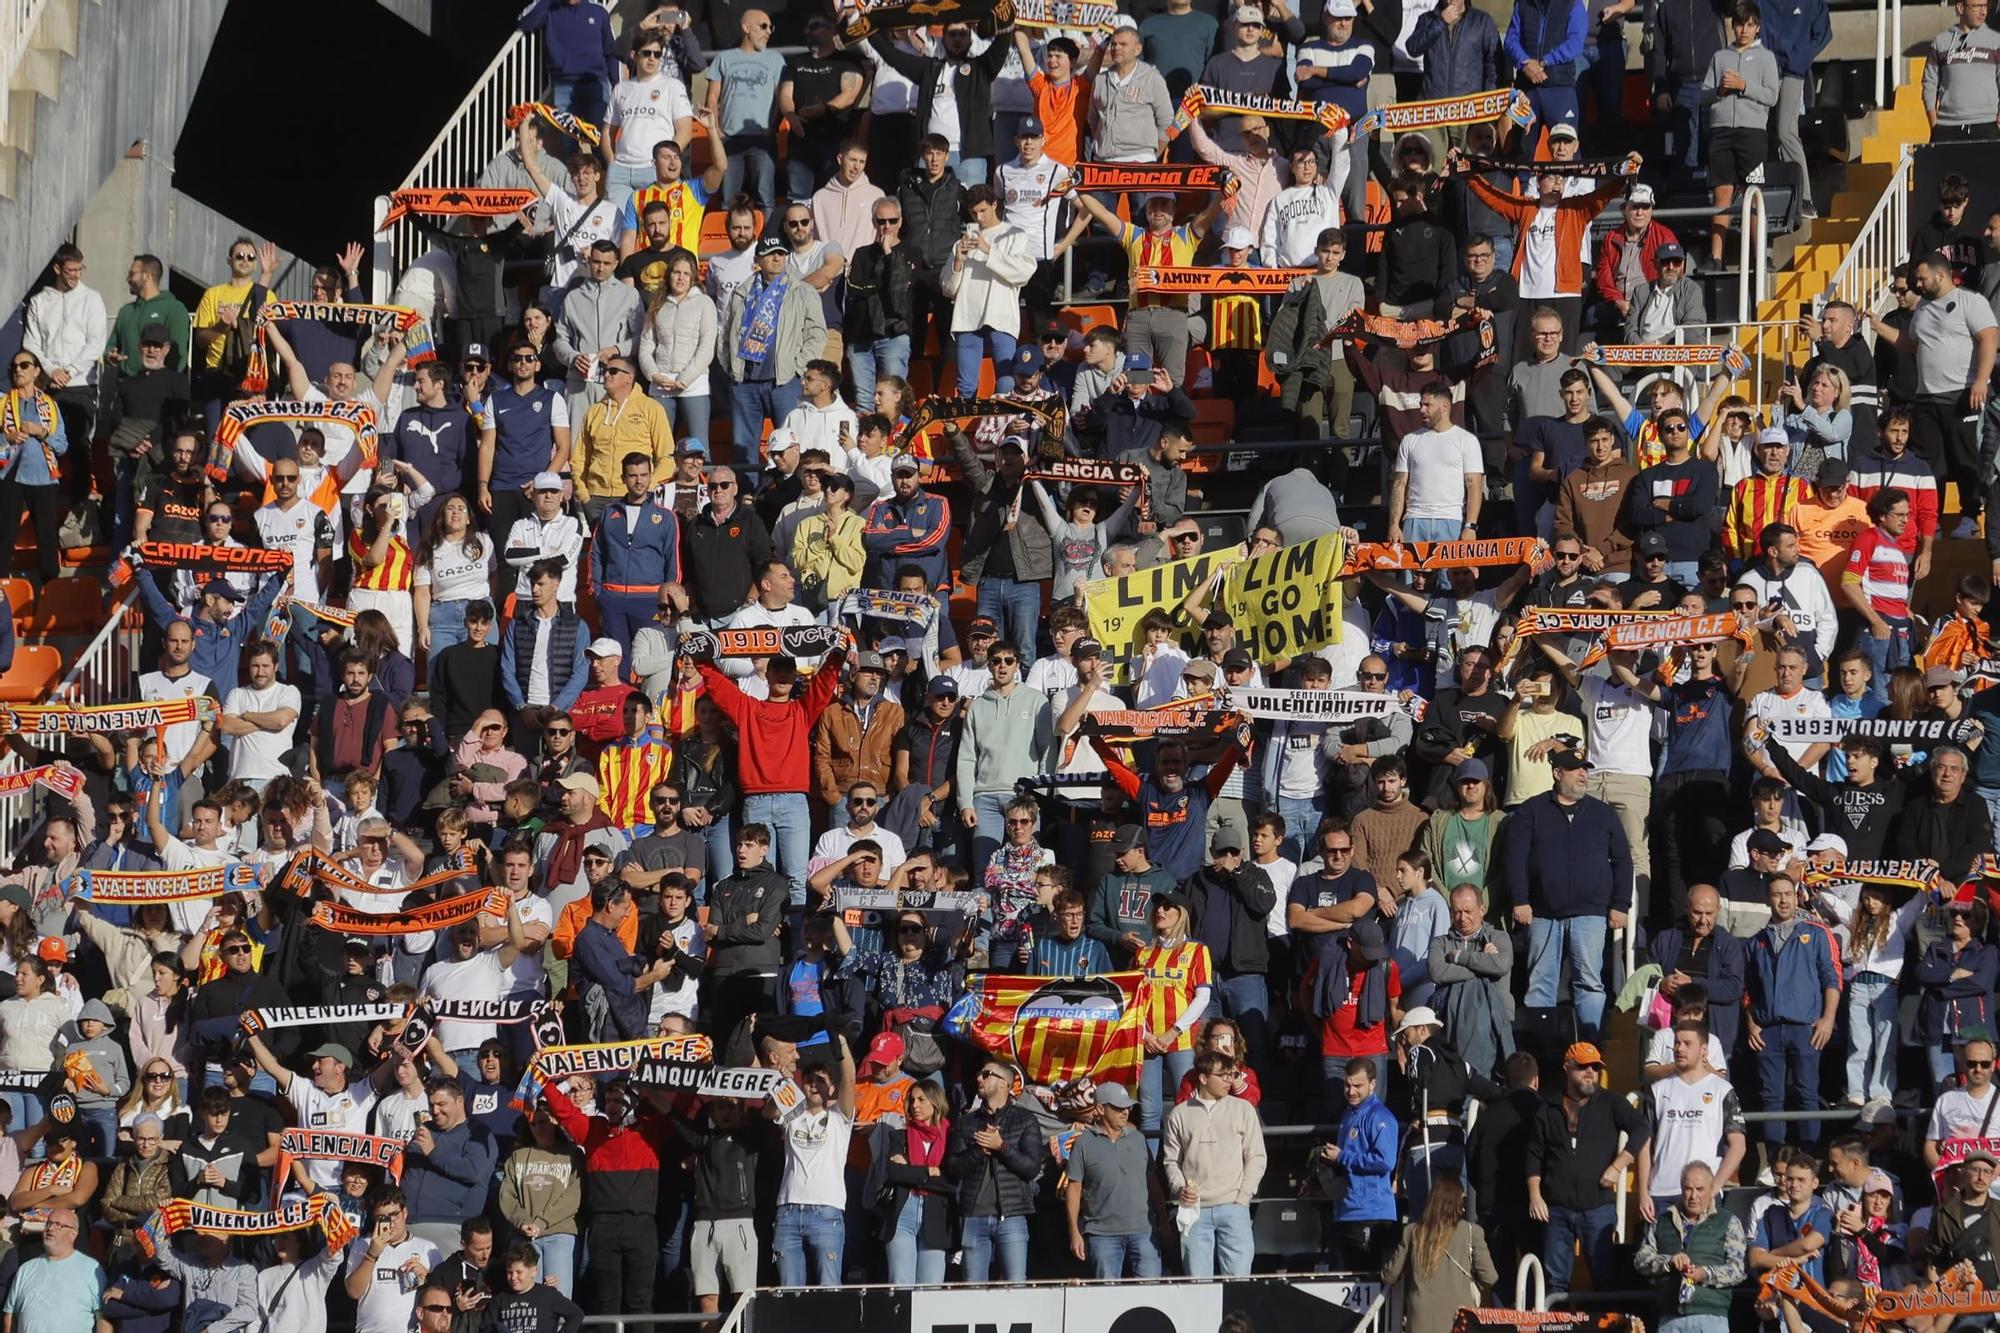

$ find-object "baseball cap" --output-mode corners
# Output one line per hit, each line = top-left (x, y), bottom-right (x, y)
(556, 772), (603, 801)
(1966, 1148), (2000, 1169)
(1017, 116), (1045, 138)
(1112, 12), (1138, 29)
(1232, 4), (1264, 21)
(1220, 647), (1253, 672)
(1036, 317), (1067, 342)
(1181, 658), (1219, 682)
(1626, 183), (1657, 207)
(1635, 529), (1669, 557)
(201, 579), (245, 603)
(1453, 757), (1491, 784)
(586, 638), (623, 659)
(1151, 889), (1191, 916)
(968, 615), (999, 637)
(823, 471), (853, 494)
(533, 471), (564, 492)
(678, 438), (709, 457)
(1548, 749), (1591, 772)
(462, 342), (490, 364)
(1747, 828), (1790, 856)
(1072, 636), (1104, 661)
(998, 435), (1031, 456)
(1110, 824), (1145, 856)
(1125, 351), (1153, 374)
(878, 638), (913, 658)
(307, 1043), (357, 1067)
(1654, 241), (1687, 264)
(1756, 426), (1790, 448)
(139, 322), (172, 346)
(891, 454), (921, 474)
(1325, 0), (1358, 14)
(852, 650), (887, 673)
(1012, 343), (1046, 377)
(858, 1031), (906, 1074)
(1221, 225), (1254, 251)
(755, 236), (788, 258)
(1211, 822), (1247, 855)
(1565, 1042), (1605, 1068)
(1806, 833), (1849, 857)
(767, 427), (800, 455)
(1094, 1082), (1136, 1110)
(1203, 609), (1235, 630)
(1925, 665), (1961, 688)
(0, 884), (30, 913)
(1816, 458), (1850, 488)
(927, 676), (960, 698)
(1863, 1168), (1895, 1194)
(37, 937), (68, 964)
(1548, 121), (1579, 141)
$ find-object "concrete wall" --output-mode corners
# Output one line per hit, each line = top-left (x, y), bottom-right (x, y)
(0, 0), (231, 312)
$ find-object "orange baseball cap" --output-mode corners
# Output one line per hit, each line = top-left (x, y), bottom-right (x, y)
(37, 937), (68, 964)
(1564, 1042), (1604, 1068)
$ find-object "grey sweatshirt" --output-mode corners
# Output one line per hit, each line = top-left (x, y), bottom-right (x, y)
(1701, 40), (1782, 129)
(1922, 23), (2000, 127)
(1087, 63), (1175, 162)
(955, 683), (1054, 798)
(553, 278), (645, 385)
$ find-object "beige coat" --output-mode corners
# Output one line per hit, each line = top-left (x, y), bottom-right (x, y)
(1382, 1219), (1499, 1333)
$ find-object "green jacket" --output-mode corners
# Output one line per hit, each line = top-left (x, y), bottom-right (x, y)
(1634, 1205), (1747, 1317)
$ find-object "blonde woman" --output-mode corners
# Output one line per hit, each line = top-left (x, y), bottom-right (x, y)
(1381, 1174), (1497, 1333)
(638, 249), (718, 448)
(791, 472), (866, 608)
(1780, 364), (1853, 463)
(117, 1061), (190, 1149)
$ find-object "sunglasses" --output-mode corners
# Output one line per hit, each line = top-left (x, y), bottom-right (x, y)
(509, 353), (538, 363)
(850, 796), (877, 806)
(145, 1071), (173, 1081)
(422, 1305), (454, 1314)
(711, 479), (737, 489)
(1324, 845), (1354, 857)
(1972, 1060), (1997, 1070)
(604, 366), (634, 377)
(989, 655), (1019, 666)
(1553, 550), (1581, 559)
(1358, 671), (1387, 682)
(223, 944), (253, 956)
(1005, 817), (1035, 826)
(636, 47), (664, 56)
(271, 472), (300, 482)
(1660, 422), (1690, 434)
(11, 360), (39, 371)
(231, 252), (255, 262)
(544, 726), (573, 736)
(874, 216), (901, 225)
(1173, 532), (1201, 542)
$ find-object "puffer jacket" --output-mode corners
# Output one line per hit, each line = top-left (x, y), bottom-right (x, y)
(1506, 0), (1588, 85)
(947, 426), (1052, 582)
(945, 1097), (1042, 1218)
(1407, 6), (1506, 99)
(638, 291), (718, 390)
(811, 694), (906, 807)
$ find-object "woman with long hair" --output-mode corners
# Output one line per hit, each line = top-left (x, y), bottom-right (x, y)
(128, 952), (191, 1099)
(352, 607), (416, 708)
(673, 692), (739, 882)
(514, 302), (563, 387)
(874, 1078), (953, 1285)
(1175, 1017), (1264, 1106)
(790, 471), (866, 609)
(1382, 1174), (1497, 1333)
(1420, 759), (1507, 908)
(640, 249), (718, 448)
(74, 900), (184, 1009)
(117, 1059), (191, 1148)
(1915, 898), (1999, 1086)
(0, 348), (69, 585)
(413, 494), (493, 659)
(1821, 879), (1924, 1106)
(349, 473), (430, 661)
(0, 883), (42, 973)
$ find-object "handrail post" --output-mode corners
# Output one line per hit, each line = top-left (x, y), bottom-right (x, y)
(1515, 1253), (1548, 1311)
(1875, 0), (1887, 107)
(1892, 0), (1903, 92)
(1737, 186), (1765, 318)
(372, 196), (392, 305)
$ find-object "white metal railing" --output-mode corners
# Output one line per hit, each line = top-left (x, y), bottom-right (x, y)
(1676, 319), (1797, 410)
(1515, 1252), (1548, 1311)
(55, 586), (143, 706)
(1874, 0), (1906, 109)
(374, 28), (549, 303)
(1737, 186), (1768, 315)
(0, 0), (54, 147)
(0, 746), (34, 868)
(1825, 146), (1916, 321)
(1354, 1288), (1388, 1331)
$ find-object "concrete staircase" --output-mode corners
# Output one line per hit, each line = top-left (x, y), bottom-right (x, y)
(0, 0), (230, 310)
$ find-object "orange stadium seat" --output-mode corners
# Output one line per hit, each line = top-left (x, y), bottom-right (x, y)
(0, 646), (62, 702)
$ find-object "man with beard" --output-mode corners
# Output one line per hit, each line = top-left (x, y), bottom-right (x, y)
(132, 428), (209, 547)
(1526, 1043), (1649, 1301)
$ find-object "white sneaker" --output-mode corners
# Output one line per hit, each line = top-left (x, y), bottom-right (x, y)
(1952, 517), (1983, 540)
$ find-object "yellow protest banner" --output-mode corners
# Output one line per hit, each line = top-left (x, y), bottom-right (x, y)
(1082, 551), (1227, 683)
(1216, 532), (1346, 660)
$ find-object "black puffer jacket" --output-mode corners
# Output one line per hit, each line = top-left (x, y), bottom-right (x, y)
(945, 1097), (1043, 1219)
(897, 168), (969, 277)
(1181, 862), (1278, 976)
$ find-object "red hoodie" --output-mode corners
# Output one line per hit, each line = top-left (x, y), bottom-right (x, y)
(696, 652), (846, 795)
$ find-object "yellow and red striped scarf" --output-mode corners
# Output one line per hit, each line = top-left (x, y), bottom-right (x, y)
(0, 389), (61, 475)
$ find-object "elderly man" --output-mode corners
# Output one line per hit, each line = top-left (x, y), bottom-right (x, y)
(3, 1205), (102, 1332)
(1647, 885), (1748, 1054)
(1633, 1162), (1748, 1333)
(1427, 886), (1515, 1081)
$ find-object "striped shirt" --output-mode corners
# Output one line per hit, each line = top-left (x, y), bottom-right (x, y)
(1848, 448), (1940, 550)
(1118, 222), (1199, 309)
(598, 735), (675, 830)
(1210, 294), (1263, 351)
(1723, 473), (1805, 560)
(348, 528), (413, 592)
(623, 178), (713, 252)
(1843, 526), (1910, 618)
(1135, 937), (1213, 1052)
(1029, 931), (1112, 978)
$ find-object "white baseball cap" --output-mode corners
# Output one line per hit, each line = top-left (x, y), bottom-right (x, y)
(586, 638), (623, 659)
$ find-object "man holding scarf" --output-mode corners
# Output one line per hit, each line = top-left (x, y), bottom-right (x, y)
(721, 238), (826, 479)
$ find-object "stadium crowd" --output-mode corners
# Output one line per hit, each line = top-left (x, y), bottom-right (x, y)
(4, 0), (2000, 1329)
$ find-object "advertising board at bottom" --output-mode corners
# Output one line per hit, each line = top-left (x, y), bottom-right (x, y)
(751, 1275), (1384, 1333)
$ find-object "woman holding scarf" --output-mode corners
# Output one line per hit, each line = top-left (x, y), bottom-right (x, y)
(0, 348), (71, 586)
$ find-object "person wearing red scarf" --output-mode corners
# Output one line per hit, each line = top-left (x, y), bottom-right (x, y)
(871, 1078), (952, 1286)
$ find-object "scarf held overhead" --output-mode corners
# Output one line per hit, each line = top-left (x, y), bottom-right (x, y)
(505, 102), (602, 148)
(241, 302), (436, 394)
(1171, 85), (1352, 140)
(207, 398), (381, 483)
(1771, 716), (1981, 746)
(110, 541), (293, 590)
(1463, 154), (1640, 178)
(530, 1033), (715, 1083)
(309, 886), (507, 935)
(1010, 0), (1116, 27)
(1024, 458), (1146, 487)
(1342, 537), (1548, 576)
(377, 188), (542, 229)
(840, 0), (1015, 42)
(1801, 858), (1943, 893)
(679, 623), (848, 659)
(1057, 163), (1237, 200)
(0, 764), (86, 802)
(899, 394), (1069, 459)
(139, 1196), (356, 1259)
(1324, 309), (1489, 351)
(1580, 344), (1750, 374)
(239, 1003), (410, 1036)
(66, 863), (271, 905)
(1356, 88), (1533, 136)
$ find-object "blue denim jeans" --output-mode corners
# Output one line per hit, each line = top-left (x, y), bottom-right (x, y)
(728, 377), (802, 470)
(1181, 1201), (1253, 1277)
(1664, 560), (1701, 588)
(968, 790), (1012, 883)
(1845, 970), (1897, 1104)
(954, 329), (1018, 397)
(959, 1213), (1028, 1282)
(1862, 619), (1912, 704)
(607, 161), (655, 202)
(660, 393), (710, 452)
(1668, 81), (1705, 173)
(551, 75), (609, 155)
(742, 792), (811, 904)
(774, 1203), (844, 1287)
(1278, 795), (1322, 862)
(1213, 972), (1269, 1062)
(1086, 1231), (1161, 1279)
(428, 599), (469, 657)
(535, 1233), (577, 1297)
(1542, 1201), (1617, 1296)
(948, 154), (990, 187)
(849, 336), (911, 411)
(722, 137), (777, 211)
(975, 574), (1040, 660)
(886, 1191), (948, 1285)
(1525, 914), (1609, 1038)
(698, 817), (734, 893)
(1139, 1048), (1195, 1143)
(1661, 1316), (1731, 1333)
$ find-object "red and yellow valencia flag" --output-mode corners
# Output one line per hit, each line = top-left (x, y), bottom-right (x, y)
(943, 972), (1149, 1088)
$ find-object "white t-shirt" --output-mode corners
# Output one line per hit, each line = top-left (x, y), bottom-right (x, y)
(287, 1077), (380, 1189)
(1258, 857), (1299, 937)
(811, 824), (908, 877)
(1928, 1083), (2000, 1145)
(223, 682), (301, 782)
(778, 1105), (854, 1207)
(337, 854), (415, 914)
(162, 834), (236, 935)
(1270, 715), (1331, 800)
(994, 156), (1072, 260)
(1517, 200), (1563, 299)
(141, 669), (215, 768)
(414, 537), (495, 604)
(1645, 1072), (1744, 1197)
(343, 1234), (441, 1333)
(1394, 427), (1484, 521)
(1748, 688), (1834, 764)
(418, 951), (509, 1051)
(1644, 1028), (1729, 1074)
(501, 894), (556, 996)
(373, 1087), (428, 1142)
(607, 73), (697, 170)
(1579, 675), (1651, 777)
(255, 500), (333, 604)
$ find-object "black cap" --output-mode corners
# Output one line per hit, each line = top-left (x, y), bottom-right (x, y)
(1747, 828), (1789, 856)
(1110, 823), (1145, 855)
(755, 236), (788, 258)
(1815, 458), (1850, 488)
(1635, 529), (1669, 557)
(1203, 609), (1234, 630)
(1152, 889), (1191, 915)
(1072, 636), (1104, 660)
(1017, 116), (1045, 138)
(139, 323), (172, 346)
(1547, 748), (1591, 772)
(1221, 647), (1253, 672)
